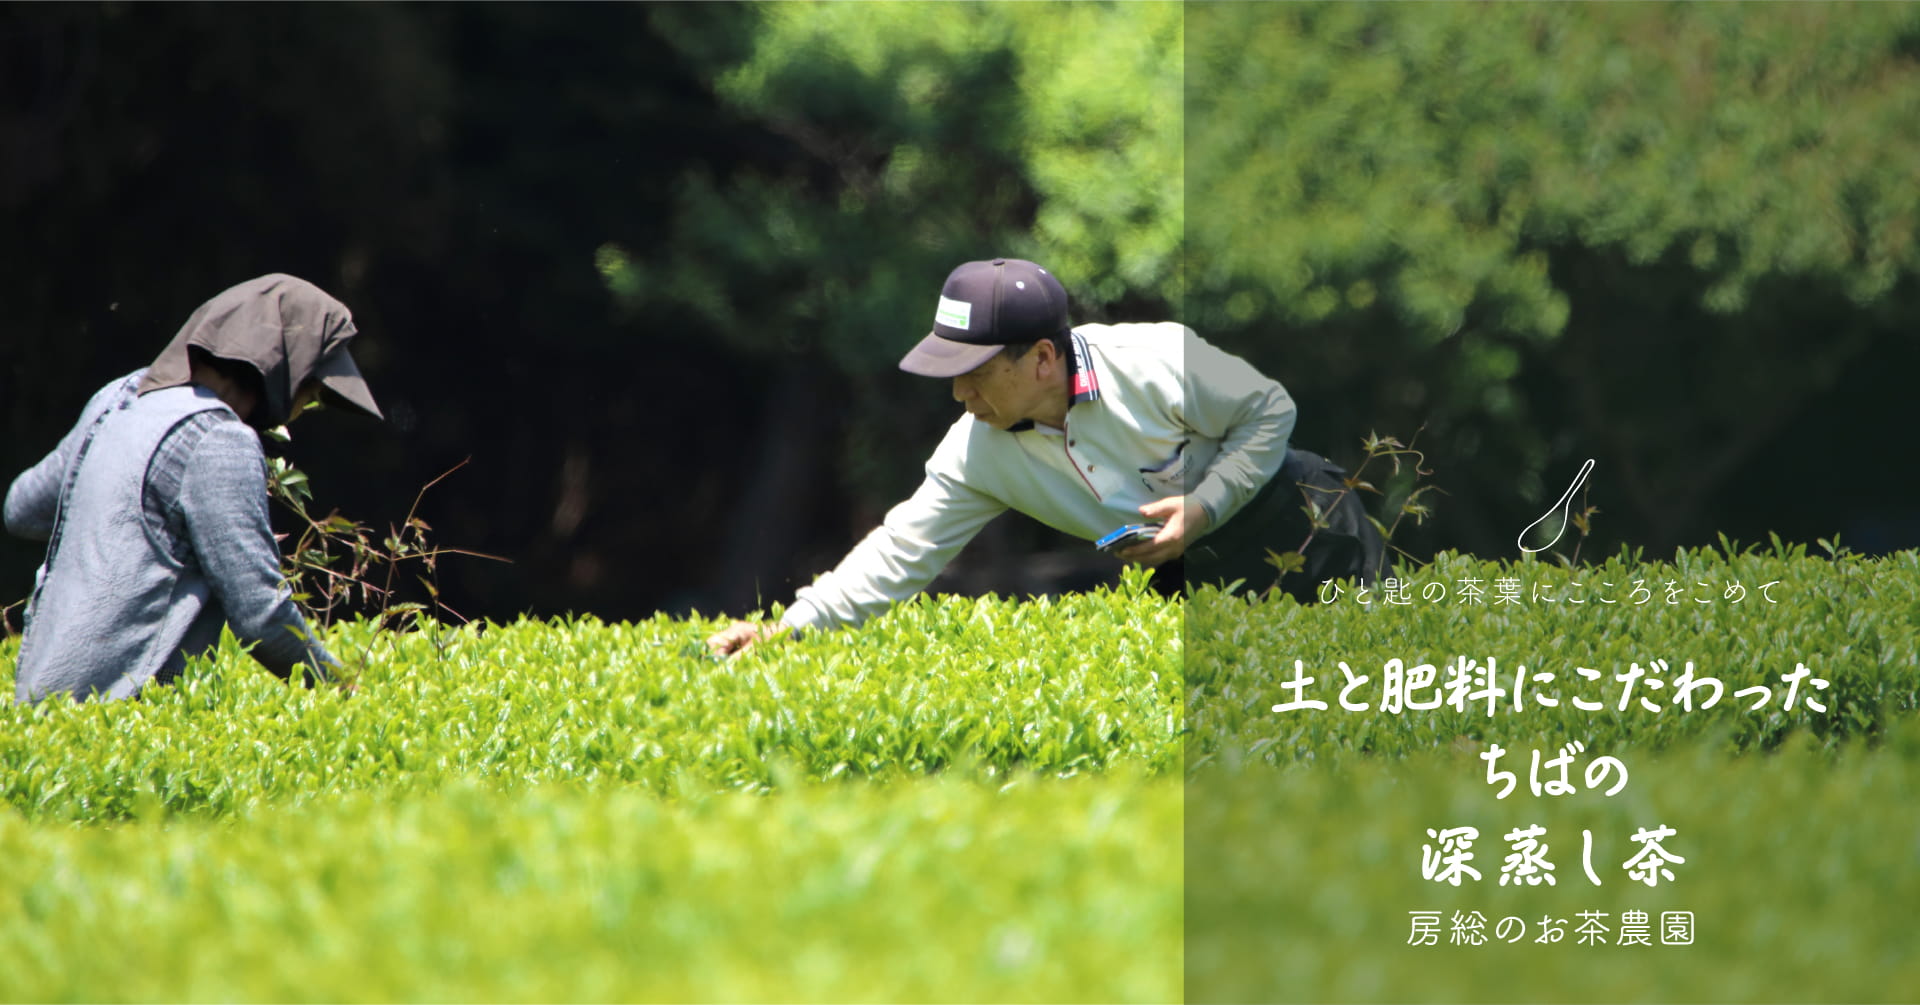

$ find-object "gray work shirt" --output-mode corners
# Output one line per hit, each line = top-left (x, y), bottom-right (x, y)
(6, 370), (336, 702)
(785, 322), (1297, 632)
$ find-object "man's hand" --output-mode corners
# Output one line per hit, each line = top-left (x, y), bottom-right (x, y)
(1117, 495), (1212, 567)
(706, 620), (791, 658)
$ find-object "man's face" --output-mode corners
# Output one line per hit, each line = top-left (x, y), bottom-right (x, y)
(951, 347), (1050, 430)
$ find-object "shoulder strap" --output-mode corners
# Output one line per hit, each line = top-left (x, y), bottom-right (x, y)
(36, 402), (122, 581)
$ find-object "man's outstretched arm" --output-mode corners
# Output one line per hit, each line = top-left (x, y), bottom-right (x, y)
(708, 458), (1006, 656)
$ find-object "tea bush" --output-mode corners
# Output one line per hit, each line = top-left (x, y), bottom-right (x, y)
(0, 572), (1179, 824)
(1185, 723), (1920, 1004)
(0, 571), (1184, 1001)
(3, 549), (1916, 1001)
(1185, 545), (1920, 1004)
(0, 775), (1182, 1003)
(1188, 544), (1920, 766)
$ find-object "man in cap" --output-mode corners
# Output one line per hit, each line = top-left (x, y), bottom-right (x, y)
(706, 258), (1382, 656)
(5, 274), (383, 702)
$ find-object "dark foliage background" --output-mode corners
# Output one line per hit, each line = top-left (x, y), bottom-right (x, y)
(5, 3), (1918, 625)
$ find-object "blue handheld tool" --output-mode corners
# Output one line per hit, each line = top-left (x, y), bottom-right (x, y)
(1096, 523), (1163, 554)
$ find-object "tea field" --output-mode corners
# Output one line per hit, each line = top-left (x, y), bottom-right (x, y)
(1186, 543), (1920, 1003)
(1, 576), (1185, 1003)
(4, 546), (1918, 1002)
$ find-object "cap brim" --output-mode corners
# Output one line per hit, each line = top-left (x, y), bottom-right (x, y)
(312, 347), (384, 420)
(898, 332), (1005, 378)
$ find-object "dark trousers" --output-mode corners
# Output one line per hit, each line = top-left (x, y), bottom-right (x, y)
(1155, 448), (1387, 604)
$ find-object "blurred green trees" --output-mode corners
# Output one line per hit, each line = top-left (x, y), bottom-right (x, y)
(620, 1), (1920, 560)
(9, 3), (1919, 622)
(1187, 2), (1920, 552)
(604, 3), (1182, 527)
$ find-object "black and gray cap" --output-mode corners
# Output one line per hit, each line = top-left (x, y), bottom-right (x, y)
(898, 258), (1070, 378)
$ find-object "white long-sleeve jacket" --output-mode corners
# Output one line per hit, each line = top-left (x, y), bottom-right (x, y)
(784, 321), (1296, 632)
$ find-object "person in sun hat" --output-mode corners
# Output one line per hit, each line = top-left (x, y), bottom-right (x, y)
(706, 257), (1383, 656)
(5, 273), (384, 702)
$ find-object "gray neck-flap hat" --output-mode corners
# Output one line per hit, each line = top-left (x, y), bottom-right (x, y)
(137, 273), (383, 428)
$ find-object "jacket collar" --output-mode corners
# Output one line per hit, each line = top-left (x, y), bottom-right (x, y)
(1008, 331), (1100, 432)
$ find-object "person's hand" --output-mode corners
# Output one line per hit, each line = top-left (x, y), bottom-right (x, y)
(1116, 495), (1212, 567)
(706, 620), (790, 658)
